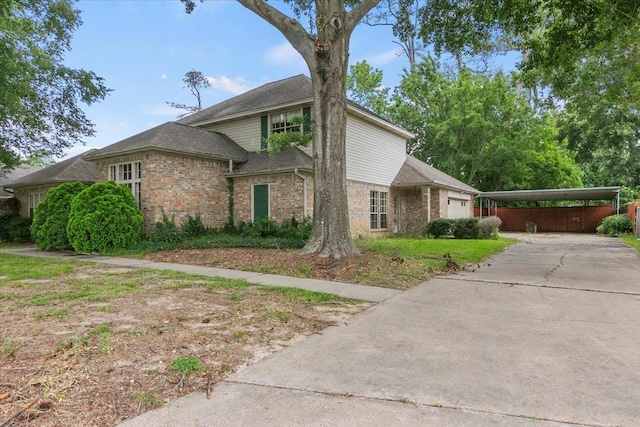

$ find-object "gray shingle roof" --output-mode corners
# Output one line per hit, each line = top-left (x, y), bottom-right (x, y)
(227, 147), (312, 176)
(5, 151), (97, 189)
(178, 75), (313, 125)
(86, 122), (248, 162)
(0, 165), (43, 197)
(392, 155), (479, 194)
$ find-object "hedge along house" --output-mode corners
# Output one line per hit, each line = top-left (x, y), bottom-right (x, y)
(5, 75), (479, 236)
(3, 151), (97, 216)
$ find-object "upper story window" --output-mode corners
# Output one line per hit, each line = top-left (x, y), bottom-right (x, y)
(270, 109), (302, 134)
(109, 162), (142, 208)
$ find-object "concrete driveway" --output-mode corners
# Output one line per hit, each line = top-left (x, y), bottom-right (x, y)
(120, 234), (640, 427)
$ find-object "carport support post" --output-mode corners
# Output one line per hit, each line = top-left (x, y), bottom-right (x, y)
(617, 190), (620, 214)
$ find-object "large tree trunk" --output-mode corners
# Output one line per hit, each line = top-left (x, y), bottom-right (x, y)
(237, 0), (379, 258)
(301, 6), (359, 258)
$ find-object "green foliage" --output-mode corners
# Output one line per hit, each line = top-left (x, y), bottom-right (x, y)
(7, 216), (32, 243)
(389, 61), (583, 192)
(0, 212), (18, 242)
(181, 214), (208, 238)
(169, 356), (204, 376)
(148, 212), (184, 246)
(426, 218), (452, 239)
(265, 115), (312, 154)
(0, 0), (109, 170)
(451, 217), (479, 239)
(478, 216), (502, 239)
(347, 60), (389, 114)
(66, 182), (143, 253)
(597, 215), (633, 237)
(31, 181), (87, 251)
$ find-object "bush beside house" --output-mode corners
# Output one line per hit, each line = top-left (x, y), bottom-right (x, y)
(31, 182), (87, 251)
(67, 182), (143, 253)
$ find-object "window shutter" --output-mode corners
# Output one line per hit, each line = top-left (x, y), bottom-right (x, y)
(261, 115), (268, 149)
(302, 107), (311, 133)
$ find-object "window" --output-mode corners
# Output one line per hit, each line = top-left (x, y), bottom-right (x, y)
(28, 192), (43, 216)
(461, 201), (467, 207)
(109, 162), (142, 208)
(270, 109), (302, 135)
(370, 191), (388, 230)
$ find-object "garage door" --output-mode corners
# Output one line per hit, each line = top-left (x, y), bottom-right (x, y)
(448, 198), (469, 219)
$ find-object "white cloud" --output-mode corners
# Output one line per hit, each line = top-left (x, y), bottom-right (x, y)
(206, 76), (253, 96)
(160, 74), (168, 80)
(262, 42), (306, 72)
(367, 49), (402, 67)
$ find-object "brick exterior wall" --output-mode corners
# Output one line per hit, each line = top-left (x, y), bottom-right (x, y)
(94, 151), (230, 231)
(394, 187), (425, 235)
(232, 171), (312, 224)
(13, 184), (59, 217)
(347, 180), (394, 238)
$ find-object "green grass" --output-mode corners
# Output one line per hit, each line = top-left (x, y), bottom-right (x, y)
(356, 237), (515, 263)
(0, 254), (78, 281)
(169, 356), (204, 375)
(620, 235), (640, 252)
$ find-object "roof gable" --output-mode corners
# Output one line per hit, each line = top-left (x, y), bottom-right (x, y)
(87, 122), (248, 162)
(0, 165), (43, 197)
(178, 75), (313, 126)
(5, 151), (97, 189)
(392, 155), (479, 194)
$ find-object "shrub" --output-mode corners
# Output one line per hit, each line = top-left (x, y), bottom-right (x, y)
(242, 217), (278, 238)
(597, 214), (633, 236)
(148, 212), (184, 245)
(67, 181), (144, 253)
(7, 216), (33, 243)
(451, 217), (479, 239)
(426, 218), (452, 238)
(31, 182), (87, 251)
(478, 216), (502, 239)
(181, 214), (208, 238)
(0, 211), (18, 242)
(276, 216), (312, 240)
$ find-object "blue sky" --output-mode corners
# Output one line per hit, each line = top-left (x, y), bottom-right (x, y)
(62, 0), (409, 158)
(63, 0), (516, 159)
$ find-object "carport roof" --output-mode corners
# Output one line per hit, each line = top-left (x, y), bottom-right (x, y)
(479, 187), (621, 202)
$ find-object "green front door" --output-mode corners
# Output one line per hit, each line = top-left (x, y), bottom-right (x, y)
(253, 184), (269, 222)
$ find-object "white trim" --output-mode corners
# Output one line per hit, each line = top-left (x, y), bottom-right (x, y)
(108, 161), (142, 208)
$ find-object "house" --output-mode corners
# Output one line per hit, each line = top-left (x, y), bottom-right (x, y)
(0, 165), (43, 211)
(3, 151), (96, 216)
(4, 75), (479, 236)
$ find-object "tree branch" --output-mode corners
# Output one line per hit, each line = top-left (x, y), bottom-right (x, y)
(346, 0), (381, 34)
(236, 0), (314, 64)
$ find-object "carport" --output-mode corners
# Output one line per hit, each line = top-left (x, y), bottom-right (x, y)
(477, 187), (621, 232)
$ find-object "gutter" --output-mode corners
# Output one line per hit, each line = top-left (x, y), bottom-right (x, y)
(294, 168), (308, 217)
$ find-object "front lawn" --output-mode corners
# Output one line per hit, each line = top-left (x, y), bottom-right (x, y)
(0, 253), (367, 426)
(620, 234), (640, 252)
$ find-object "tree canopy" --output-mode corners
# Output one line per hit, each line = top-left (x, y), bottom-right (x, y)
(166, 70), (211, 118)
(0, 0), (109, 171)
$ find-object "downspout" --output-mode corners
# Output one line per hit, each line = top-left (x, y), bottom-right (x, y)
(228, 159), (233, 173)
(294, 168), (307, 217)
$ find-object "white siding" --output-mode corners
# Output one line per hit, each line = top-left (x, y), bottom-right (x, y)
(203, 116), (262, 152)
(345, 114), (407, 186)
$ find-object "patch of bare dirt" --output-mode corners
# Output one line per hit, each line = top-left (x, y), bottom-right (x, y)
(143, 248), (439, 289)
(0, 269), (370, 426)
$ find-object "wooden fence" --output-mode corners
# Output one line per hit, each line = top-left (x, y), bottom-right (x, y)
(475, 205), (616, 233)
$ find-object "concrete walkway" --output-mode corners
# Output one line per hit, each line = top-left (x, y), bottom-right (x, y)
(0, 247), (399, 303)
(114, 234), (640, 427)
